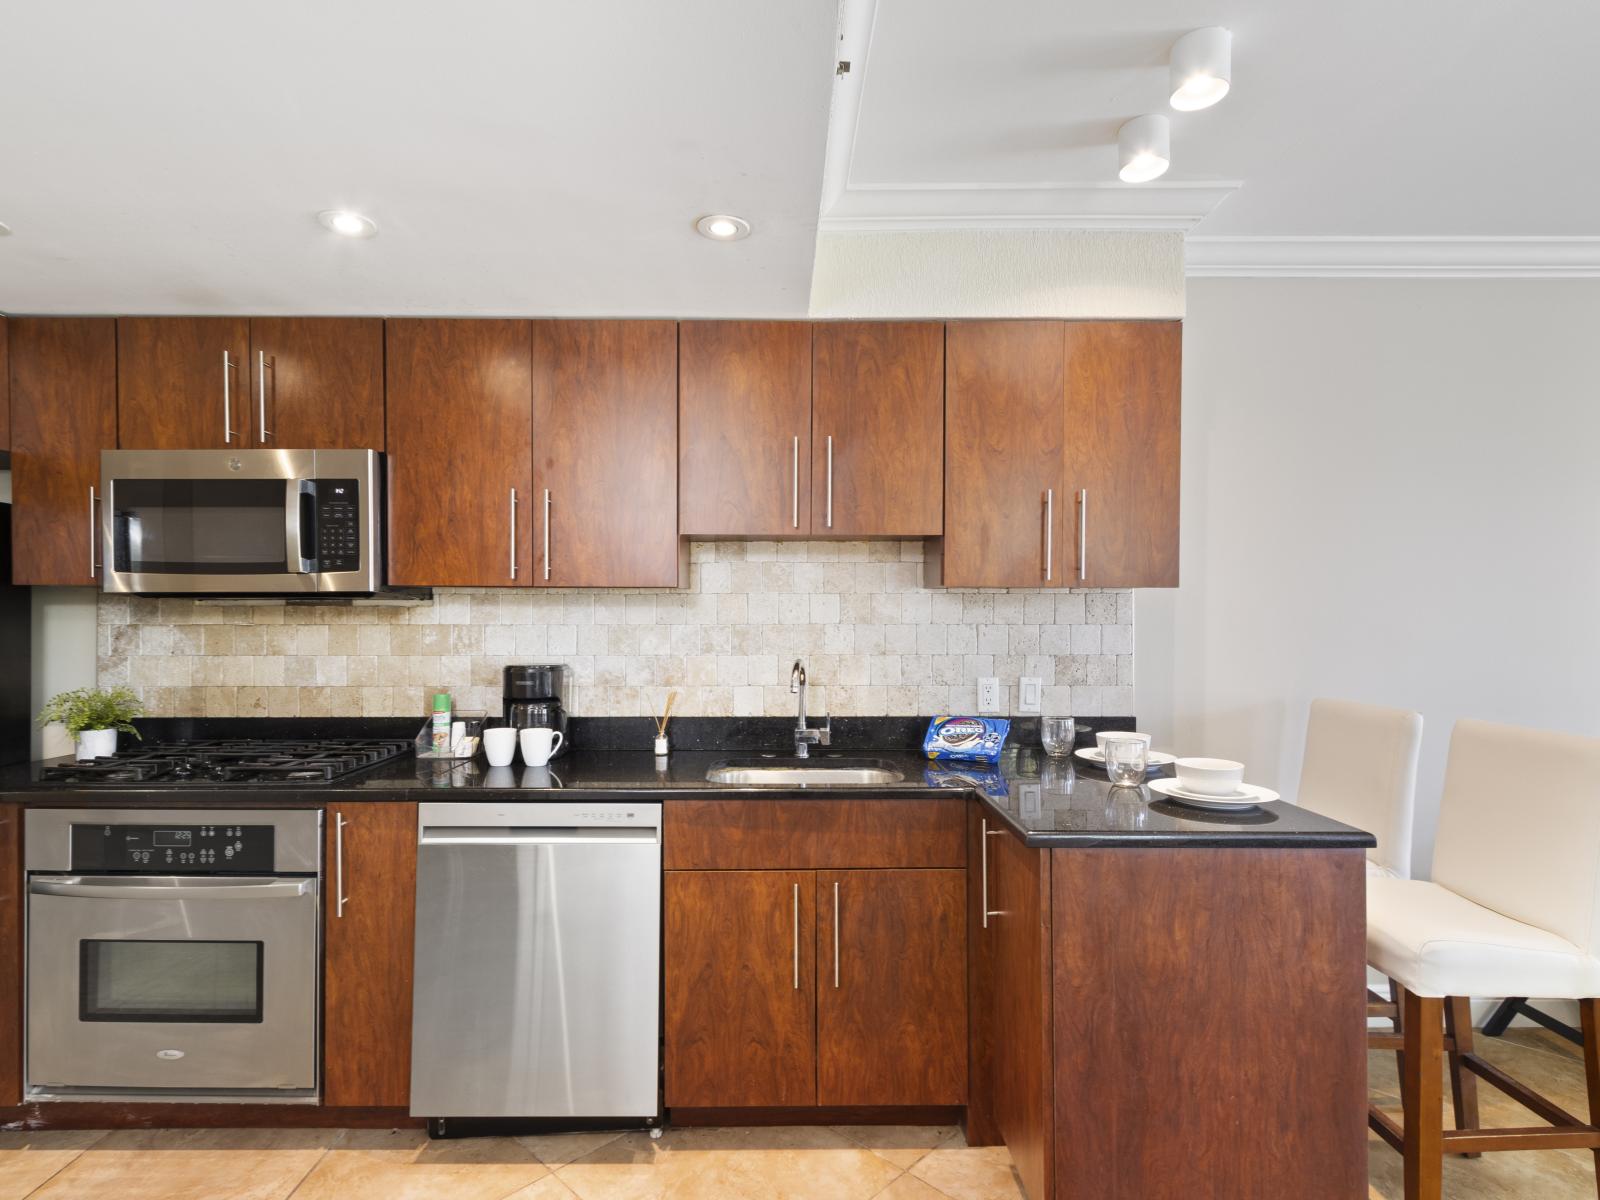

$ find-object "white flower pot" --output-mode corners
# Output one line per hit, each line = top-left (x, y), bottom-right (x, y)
(76, 728), (118, 761)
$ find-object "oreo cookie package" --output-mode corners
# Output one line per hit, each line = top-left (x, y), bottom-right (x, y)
(923, 715), (1010, 763)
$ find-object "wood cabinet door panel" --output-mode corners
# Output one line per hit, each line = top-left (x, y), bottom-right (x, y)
(0, 316), (9, 454)
(664, 870), (816, 1108)
(940, 322), (1065, 587)
(0, 804), (20, 1105)
(663, 799), (966, 871)
(989, 823), (1053, 1200)
(249, 318), (385, 450)
(385, 319), (533, 586)
(9, 318), (118, 585)
(531, 320), (680, 586)
(117, 318), (251, 448)
(811, 322), (944, 536)
(323, 801), (416, 1108)
(679, 321), (811, 536)
(817, 869), (966, 1106)
(1063, 321), (1181, 588)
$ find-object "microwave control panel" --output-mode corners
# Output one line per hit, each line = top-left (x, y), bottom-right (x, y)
(69, 823), (276, 872)
(315, 479), (361, 572)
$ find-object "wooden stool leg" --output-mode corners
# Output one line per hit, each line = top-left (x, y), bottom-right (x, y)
(1580, 999), (1600, 1199)
(1444, 995), (1482, 1156)
(1402, 991), (1444, 1200)
(1391, 978), (1407, 1083)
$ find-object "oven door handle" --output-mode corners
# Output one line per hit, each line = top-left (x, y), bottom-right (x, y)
(28, 876), (313, 901)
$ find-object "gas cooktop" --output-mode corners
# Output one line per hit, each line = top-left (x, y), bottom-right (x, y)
(38, 738), (413, 786)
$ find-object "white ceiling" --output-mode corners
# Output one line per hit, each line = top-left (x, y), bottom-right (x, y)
(5, 0), (1599, 313)
(0, 1), (836, 316)
(828, 0), (1600, 270)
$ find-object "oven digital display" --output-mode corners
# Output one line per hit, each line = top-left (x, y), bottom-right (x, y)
(68, 824), (277, 873)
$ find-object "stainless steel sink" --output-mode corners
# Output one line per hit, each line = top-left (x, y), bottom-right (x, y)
(705, 758), (905, 787)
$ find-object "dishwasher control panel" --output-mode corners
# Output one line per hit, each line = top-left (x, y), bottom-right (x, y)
(69, 823), (276, 872)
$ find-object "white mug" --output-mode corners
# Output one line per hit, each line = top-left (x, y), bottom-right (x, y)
(519, 727), (565, 767)
(482, 727), (519, 768)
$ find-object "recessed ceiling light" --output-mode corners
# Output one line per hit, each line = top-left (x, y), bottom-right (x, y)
(0, 220), (12, 237)
(318, 209), (378, 239)
(1169, 27), (1232, 112)
(1117, 115), (1171, 183)
(695, 214), (751, 241)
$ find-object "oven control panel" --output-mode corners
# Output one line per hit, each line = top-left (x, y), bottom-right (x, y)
(315, 479), (361, 573)
(69, 823), (276, 873)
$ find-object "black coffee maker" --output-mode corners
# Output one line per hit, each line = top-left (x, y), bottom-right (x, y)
(504, 665), (569, 758)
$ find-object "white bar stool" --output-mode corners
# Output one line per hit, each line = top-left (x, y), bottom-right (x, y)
(1366, 719), (1600, 1199)
(1297, 697), (1423, 879)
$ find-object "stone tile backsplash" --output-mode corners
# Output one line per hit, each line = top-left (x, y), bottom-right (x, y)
(97, 541), (1134, 720)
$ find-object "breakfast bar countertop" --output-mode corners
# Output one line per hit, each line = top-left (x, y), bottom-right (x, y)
(0, 744), (1376, 851)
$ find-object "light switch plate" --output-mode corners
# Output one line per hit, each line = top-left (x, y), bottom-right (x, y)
(1018, 676), (1043, 714)
(978, 676), (1003, 714)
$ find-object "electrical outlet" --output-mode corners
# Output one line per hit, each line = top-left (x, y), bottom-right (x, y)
(978, 676), (1003, 714)
(1018, 676), (1043, 714)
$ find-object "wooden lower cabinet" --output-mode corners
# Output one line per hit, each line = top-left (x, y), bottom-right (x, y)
(665, 869), (817, 1108)
(0, 804), (20, 1106)
(817, 869), (965, 1106)
(323, 801), (417, 1108)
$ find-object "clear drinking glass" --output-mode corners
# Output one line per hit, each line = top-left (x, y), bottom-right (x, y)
(1105, 736), (1149, 787)
(1041, 716), (1076, 759)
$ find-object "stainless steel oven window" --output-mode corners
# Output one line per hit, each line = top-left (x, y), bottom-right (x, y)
(79, 940), (264, 1024)
(110, 479), (293, 575)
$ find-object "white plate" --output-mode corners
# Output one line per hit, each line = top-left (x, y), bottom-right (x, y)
(1075, 746), (1177, 766)
(1148, 778), (1280, 810)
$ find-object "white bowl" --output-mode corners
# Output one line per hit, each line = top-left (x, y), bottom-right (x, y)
(1096, 730), (1152, 752)
(1174, 757), (1245, 796)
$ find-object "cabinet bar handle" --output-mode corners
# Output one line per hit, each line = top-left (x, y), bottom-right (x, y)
(981, 819), (1005, 928)
(257, 350), (271, 442)
(791, 436), (799, 529)
(334, 813), (348, 918)
(88, 487), (98, 579)
(508, 489), (518, 580)
(1044, 489), (1054, 582)
(542, 488), (551, 582)
(825, 436), (833, 529)
(832, 879), (840, 988)
(792, 882), (800, 989)
(222, 351), (238, 444)
(1078, 488), (1088, 582)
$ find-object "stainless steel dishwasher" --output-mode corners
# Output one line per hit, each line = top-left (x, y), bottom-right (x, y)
(409, 802), (661, 1130)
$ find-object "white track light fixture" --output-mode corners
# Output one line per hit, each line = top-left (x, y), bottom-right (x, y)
(1169, 27), (1232, 111)
(1117, 115), (1170, 182)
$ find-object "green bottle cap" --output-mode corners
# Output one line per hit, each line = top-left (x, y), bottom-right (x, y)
(432, 693), (450, 711)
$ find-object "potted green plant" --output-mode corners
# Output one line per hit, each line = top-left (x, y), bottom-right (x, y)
(37, 687), (144, 761)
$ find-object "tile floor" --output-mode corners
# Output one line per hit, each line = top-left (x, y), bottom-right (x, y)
(1, 1029), (1593, 1200)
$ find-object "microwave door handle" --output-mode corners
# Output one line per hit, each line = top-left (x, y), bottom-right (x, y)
(29, 877), (313, 901)
(285, 479), (316, 573)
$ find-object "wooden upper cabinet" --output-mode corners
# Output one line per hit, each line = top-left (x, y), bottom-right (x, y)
(811, 322), (944, 537)
(531, 321), (680, 587)
(385, 319), (533, 587)
(249, 318), (385, 449)
(817, 869), (966, 1106)
(1063, 321), (1181, 588)
(9, 318), (118, 586)
(0, 316), (9, 454)
(665, 870), (817, 1108)
(323, 801), (416, 1108)
(117, 318), (251, 448)
(937, 322), (1066, 588)
(679, 321), (812, 536)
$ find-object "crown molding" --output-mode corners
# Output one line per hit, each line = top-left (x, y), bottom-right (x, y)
(819, 181), (1243, 233)
(1186, 236), (1600, 278)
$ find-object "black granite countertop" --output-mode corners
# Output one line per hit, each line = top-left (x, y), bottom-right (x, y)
(0, 743), (1374, 850)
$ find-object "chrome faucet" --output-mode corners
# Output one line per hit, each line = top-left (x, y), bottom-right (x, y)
(790, 659), (831, 758)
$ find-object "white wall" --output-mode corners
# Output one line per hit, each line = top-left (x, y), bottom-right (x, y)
(1140, 278), (1600, 877)
(809, 230), (1184, 318)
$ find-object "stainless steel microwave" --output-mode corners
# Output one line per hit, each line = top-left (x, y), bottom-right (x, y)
(99, 449), (383, 595)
